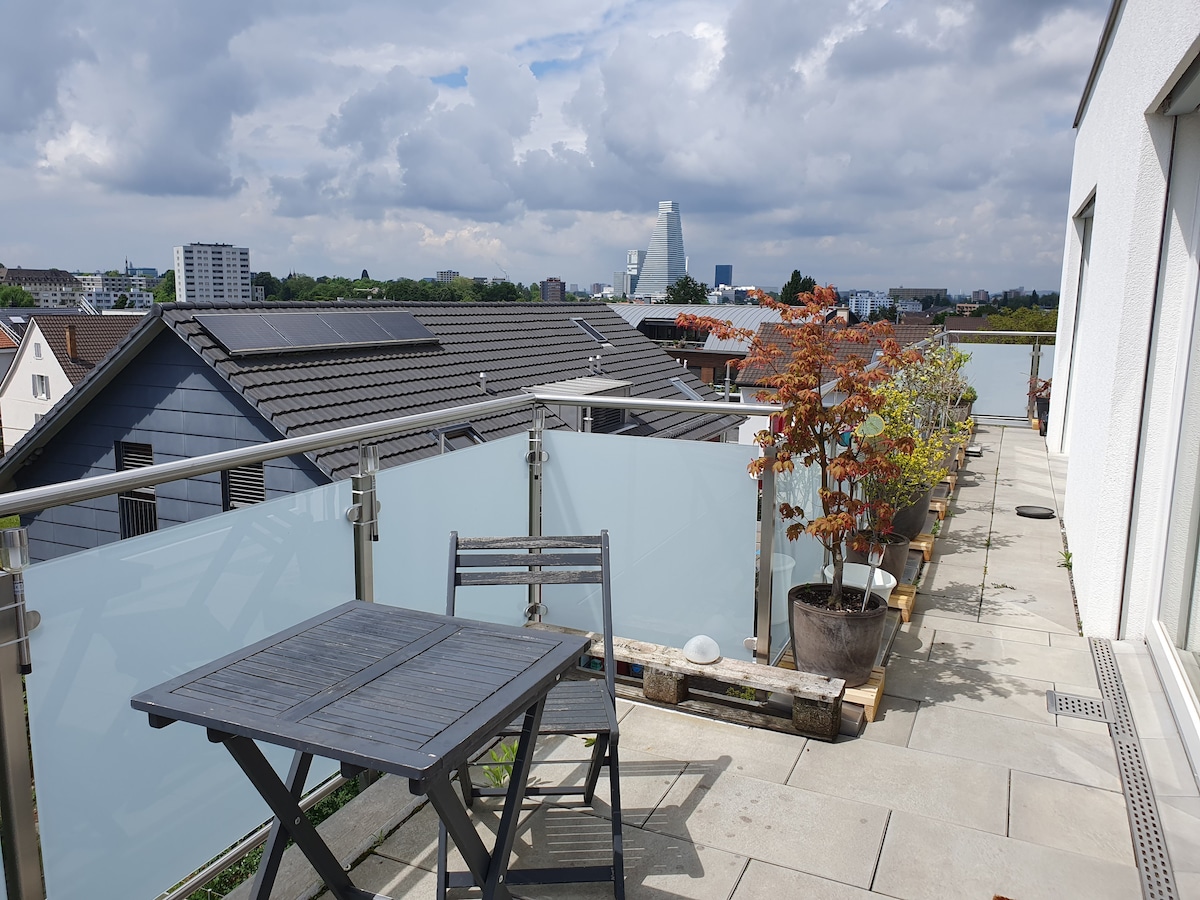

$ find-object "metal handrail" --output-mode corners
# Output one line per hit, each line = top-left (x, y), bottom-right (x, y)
(0, 393), (780, 518)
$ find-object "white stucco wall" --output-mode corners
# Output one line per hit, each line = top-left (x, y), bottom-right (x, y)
(1051, 2), (1200, 638)
(0, 322), (71, 452)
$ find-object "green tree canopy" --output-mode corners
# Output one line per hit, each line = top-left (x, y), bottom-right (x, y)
(779, 270), (818, 306)
(253, 271), (282, 300)
(152, 269), (176, 303)
(664, 274), (709, 305)
(0, 285), (36, 307)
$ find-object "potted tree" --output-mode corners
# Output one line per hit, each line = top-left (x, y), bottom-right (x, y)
(679, 287), (912, 686)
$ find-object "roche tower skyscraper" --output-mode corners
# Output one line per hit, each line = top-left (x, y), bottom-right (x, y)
(636, 201), (686, 298)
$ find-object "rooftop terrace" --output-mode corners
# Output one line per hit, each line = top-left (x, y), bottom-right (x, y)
(230, 424), (1200, 900)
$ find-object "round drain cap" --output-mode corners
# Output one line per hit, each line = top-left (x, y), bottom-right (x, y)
(1015, 505), (1056, 519)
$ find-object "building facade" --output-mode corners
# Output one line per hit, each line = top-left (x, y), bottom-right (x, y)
(714, 265), (733, 289)
(1049, 0), (1200, 779)
(540, 277), (566, 303)
(172, 244), (251, 303)
(888, 287), (947, 304)
(436, 270), (460, 283)
(0, 267), (82, 307)
(636, 201), (686, 298)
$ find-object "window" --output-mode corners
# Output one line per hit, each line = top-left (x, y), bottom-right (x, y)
(31, 374), (49, 400)
(116, 441), (158, 539)
(33, 342), (41, 359)
(431, 424), (485, 453)
(222, 464), (266, 510)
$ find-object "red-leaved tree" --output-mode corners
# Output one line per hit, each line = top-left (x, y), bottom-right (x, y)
(679, 286), (917, 609)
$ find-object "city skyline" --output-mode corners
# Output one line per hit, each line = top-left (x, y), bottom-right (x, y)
(0, 1), (1109, 293)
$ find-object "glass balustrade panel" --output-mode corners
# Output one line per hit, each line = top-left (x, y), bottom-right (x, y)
(770, 462), (825, 661)
(539, 431), (758, 660)
(22, 481), (353, 900)
(956, 341), (1056, 418)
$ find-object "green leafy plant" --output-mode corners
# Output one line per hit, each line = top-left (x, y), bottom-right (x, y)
(1058, 550), (1073, 570)
(482, 740), (518, 788)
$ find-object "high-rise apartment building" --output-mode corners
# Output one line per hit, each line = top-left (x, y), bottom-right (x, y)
(714, 264), (733, 288)
(436, 270), (460, 283)
(635, 201), (686, 298)
(540, 277), (566, 303)
(173, 244), (251, 303)
(887, 287), (947, 304)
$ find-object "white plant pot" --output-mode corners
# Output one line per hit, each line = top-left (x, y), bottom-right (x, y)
(822, 562), (897, 605)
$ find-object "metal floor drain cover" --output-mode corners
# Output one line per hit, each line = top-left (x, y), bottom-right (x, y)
(964, 444), (983, 457)
(1015, 505), (1056, 519)
(1046, 690), (1112, 722)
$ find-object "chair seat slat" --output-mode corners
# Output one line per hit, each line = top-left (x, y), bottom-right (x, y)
(456, 536), (602, 550)
(456, 571), (604, 586)
(456, 552), (602, 569)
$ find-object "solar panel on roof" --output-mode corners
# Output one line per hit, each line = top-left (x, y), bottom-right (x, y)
(195, 311), (438, 356)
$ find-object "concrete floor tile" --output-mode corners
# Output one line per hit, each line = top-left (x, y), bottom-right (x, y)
(1008, 771), (1134, 865)
(927, 632), (1096, 684)
(919, 560), (983, 597)
(616, 704), (805, 784)
(912, 589), (982, 622)
(789, 738), (1009, 834)
(1049, 631), (1092, 650)
(979, 590), (1078, 635)
(1116, 647), (1166, 694)
(885, 657), (1057, 725)
(318, 853), (437, 899)
(731, 859), (877, 899)
(907, 613), (1050, 645)
(874, 810), (1141, 900)
(1127, 685), (1181, 740)
(1142, 737), (1200, 797)
(891, 621), (933, 662)
(1160, 795), (1200, 874)
(861, 695), (919, 747)
(378, 802), (748, 899)
(908, 703), (1121, 790)
(648, 769), (888, 888)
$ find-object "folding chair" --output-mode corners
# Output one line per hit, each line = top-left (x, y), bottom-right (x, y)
(437, 531), (624, 899)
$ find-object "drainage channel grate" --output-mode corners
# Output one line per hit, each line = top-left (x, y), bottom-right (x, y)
(1090, 637), (1178, 900)
(1046, 690), (1112, 722)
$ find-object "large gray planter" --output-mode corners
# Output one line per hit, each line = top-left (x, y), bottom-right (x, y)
(891, 489), (933, 540)
(846, 532), (910, 583)
(787, 583), (887, 688)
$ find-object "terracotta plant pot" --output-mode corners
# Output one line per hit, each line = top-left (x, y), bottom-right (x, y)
(845, 532), (911, 583)
(787, 582), (887, 688)
(891, 489), (933, 540)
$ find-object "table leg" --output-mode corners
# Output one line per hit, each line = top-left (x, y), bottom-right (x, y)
(250, 749), (312, 900)
(217, 732), (361, 900)
(426, 698), (546, 900)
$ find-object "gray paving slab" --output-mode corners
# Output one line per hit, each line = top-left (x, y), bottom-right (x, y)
(979, 587), (1078, 634)
(1008, 770), (1134, 865)
(905, 612), (1051, 645)
(788, 736), (1009, 834)
(918, 558), (982, 596)
(1142, 736), (1200, 797)
(873, 810), (1142, 900)
(647, 767), (889, 888)
(377, 802), (749, 900)
(730, 859), (877, 899)
(616, 703), (805, 784)
(317, 853), (437, 900)
(1127, 682), (1183, 740)
(908, 702), (1121, 790)
(1159, 795), (1200, 875)
(927, 632), (1096, 684)
(885, 656), (1057, 725)
(1116, 644), (1167, 695)
(860, 695), (919, 747)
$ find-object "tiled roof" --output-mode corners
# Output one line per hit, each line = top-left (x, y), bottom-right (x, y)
(943, 316), (991, 333)
(34, 315), (140, 385)
(735, 320), (932, 388)
(608, 303), (783, 354)
(159, 301), (742, 479)
(0, 330), (15, 350)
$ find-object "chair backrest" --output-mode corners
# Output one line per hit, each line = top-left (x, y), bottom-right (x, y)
(447, 531), (616, 700)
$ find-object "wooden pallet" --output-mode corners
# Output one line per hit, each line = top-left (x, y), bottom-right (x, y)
(775, 656), (886, 723)
(890, 584), (915, 623)
(929, 497), (948, 520)
(941, 472), (958, 493)
(912, 533), (936, 562)
(844, 667), (886, 722)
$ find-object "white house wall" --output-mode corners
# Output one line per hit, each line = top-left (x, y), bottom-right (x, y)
(0, 322), (71, 452)
(1051, 1), (1200, 639)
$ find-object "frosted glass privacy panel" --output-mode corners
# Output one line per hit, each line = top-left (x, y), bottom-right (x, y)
(540, 430), (758, 660)
(23, 481), (353, 900)
(373, 434), (529, 624)
(958, 342), (1056, 418)
(770, 461), (824, 660)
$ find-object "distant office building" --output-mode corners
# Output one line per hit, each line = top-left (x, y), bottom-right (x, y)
(83, 290), (154, 310)
(714, 265), (733, 289)
(971, 289), (990, 303)
(888, 287), (948, 304)
(846, 290), (893, 320)
(1002, 287), (1025, 301)
(590, 282), (605, 296)
(173, 244), (251, 303)
(436, 270), (460, 283)
(540, 278), (566, 303)
(636, 201), (686, 298)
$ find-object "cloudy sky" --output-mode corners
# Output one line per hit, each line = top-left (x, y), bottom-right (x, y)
(0, 0), (1109, 293)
